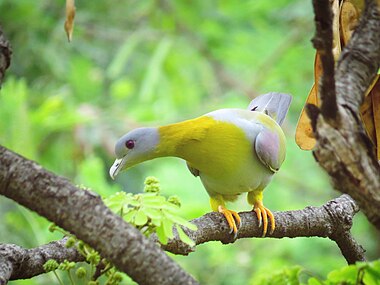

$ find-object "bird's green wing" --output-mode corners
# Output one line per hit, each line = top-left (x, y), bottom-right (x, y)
(186, 161), (200, 177)
(254, 128), (285, 173)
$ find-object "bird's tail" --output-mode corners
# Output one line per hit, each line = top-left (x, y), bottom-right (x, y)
(247, 92), (292, 126)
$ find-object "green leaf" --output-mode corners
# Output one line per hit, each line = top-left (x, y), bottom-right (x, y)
(130, 199), (141, 207)
(134, 211), (148, 226)
(307, 277), (323, 285)
(364, 261), (380, 285)
(368, 261), (380, 279)
(160, 202), (180, 212)
(162, 219), (174, 240)
(251, 266), (302, 285)
(141, 195), (166, 208)
(141, 207), (163, 220)
(176, 225), (195, 247)
(327, 265), (357, 283)
(364, 268), (380, 285)
(104, 192), (132, 212)
(151, 218), (162, 227)
(164, 212), (197, 231)
(124, 209), (137, 223)
(156, 224), (168, 245)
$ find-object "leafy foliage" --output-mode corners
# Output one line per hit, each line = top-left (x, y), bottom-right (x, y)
(104, 176), (197, 246)
(251, 260), (380, 285)
(320, 260), (380, 285)
(44, 177), (196, 284)
(251, 266), (303, 285)
(47, 225), (127, 285)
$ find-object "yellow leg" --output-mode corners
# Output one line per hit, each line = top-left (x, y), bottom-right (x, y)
(210, 196), (241, 235)
(247, 191), (275, 237)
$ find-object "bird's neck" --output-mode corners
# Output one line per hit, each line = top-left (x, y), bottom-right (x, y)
(156, 116), (215, 160)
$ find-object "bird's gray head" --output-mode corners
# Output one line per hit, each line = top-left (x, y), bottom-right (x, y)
(109, 127), (159, 179)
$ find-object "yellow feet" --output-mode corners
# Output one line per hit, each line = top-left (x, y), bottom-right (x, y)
(253, 201), (275, 237)
(218, 205), (241, 236)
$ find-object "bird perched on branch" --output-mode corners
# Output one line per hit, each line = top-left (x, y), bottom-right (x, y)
(110, 92), (291, 237)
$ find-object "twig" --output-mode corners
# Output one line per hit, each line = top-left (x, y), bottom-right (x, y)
(0, 238), (83, 282)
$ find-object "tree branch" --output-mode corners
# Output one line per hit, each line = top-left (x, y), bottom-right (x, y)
(0, 145), (198, 285)
(0, 237), (84, 283)
(0, 149), (364, 282)
(158, 194), (364, 264)
(310, 0), (380, 230)
(311, 0), (338, 121)
(337, 0), (380, 110)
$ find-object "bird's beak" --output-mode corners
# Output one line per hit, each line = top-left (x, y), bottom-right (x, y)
(109, 158), (125, 180)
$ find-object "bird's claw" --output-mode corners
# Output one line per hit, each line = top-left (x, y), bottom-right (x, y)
(253, 202), (275, 237)
(218, 205), (241, 237)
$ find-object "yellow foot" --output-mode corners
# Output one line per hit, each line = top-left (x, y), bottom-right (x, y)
(218, 205), (241, 236)
(253, 201), (275, 237)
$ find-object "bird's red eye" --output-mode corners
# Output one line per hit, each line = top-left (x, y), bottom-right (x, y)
(125, 140), (135, 149)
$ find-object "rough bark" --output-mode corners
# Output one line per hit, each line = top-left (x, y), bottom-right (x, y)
(0, 27), (12, 86)
(312, 0), (338, 120)
(0, 146), (198, 285)
(0, 145), (364, 281)
(0, 237), (83, 283)
(309, 0), (380, 230)
(158, 194), (364, 265)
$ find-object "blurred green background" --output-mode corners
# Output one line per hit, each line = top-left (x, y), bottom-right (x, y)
(0, 0), (378, 284)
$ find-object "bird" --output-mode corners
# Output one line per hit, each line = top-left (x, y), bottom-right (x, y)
(109, 92), (291, 237)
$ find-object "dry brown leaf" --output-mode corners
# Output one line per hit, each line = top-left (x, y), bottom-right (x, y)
(295, 84), (318, 150)
(371, 78), (380, 159)
(340, 0), (361, 46)
(365, 75), (379, 97)
(295, 51), (322, 150)
(314, 51), (323, 97)
(360, 90), (376, 145)
(64, 0), (75, 42)
(295, 0), (341, 150)
(332, 0), (342, 60)
(295, 0), (379, 154)
(362, 77), (380, 160)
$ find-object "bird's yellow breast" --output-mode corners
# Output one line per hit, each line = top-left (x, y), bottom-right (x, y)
(158, 116), (253, 180)
(159, 116), (263, 195)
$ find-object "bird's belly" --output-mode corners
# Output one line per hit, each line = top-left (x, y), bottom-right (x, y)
(199, 157), (273, 198)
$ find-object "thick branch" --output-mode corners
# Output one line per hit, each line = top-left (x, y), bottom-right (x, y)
(0, 145), (198, 285)
(0, 237), (83, 283)
(158, 194), (364, 264)
(337, 0), (380, 110)
(312, 0), (338, 120)
(311, 0), (380, 230)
